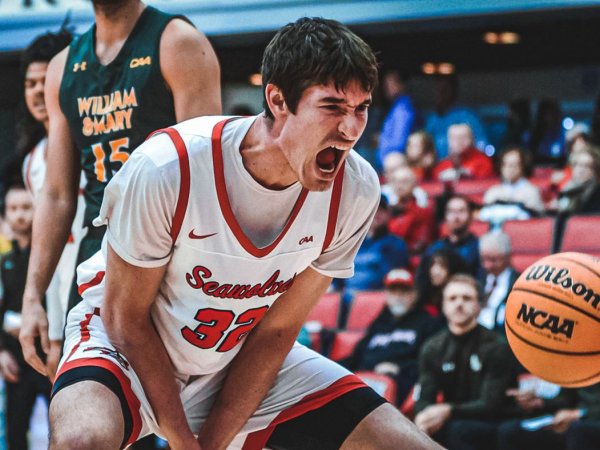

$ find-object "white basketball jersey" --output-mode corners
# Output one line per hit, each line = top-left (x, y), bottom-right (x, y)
(77, 116), (379, 376)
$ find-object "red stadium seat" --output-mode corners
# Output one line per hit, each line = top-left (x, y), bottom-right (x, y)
(329, 330), (365, 361)
(503, 218), (554, 254)
(561, 215), (600, 254)
(512, 253), (543, 273)
(355, 371), (398, 403)
(532, 167), (555, 179)
(305, 292), (341, 330)
(419, 181), (445, 198)
(455, 178), (500, 203)
(439, 220), (490, 237)
(345, 291), (386, 331)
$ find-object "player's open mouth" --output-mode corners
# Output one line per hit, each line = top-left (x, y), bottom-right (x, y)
(316, 146), (345, 175)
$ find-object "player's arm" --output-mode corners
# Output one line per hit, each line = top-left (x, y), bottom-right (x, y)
(160, 19), (222, 120)
(103, 246), (199, 450)
(197, 266), (332, 450)
(20, 47), (80, 376)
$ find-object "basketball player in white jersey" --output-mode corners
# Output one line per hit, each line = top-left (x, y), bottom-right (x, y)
(18, 29), (86, 380)
(49, 18), (441, 450)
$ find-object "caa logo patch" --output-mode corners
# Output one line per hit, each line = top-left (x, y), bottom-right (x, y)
(299, 236), (313, 245)
(130, 56), (152, 68)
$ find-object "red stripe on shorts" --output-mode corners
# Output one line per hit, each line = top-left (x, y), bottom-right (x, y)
(241, 374), (367, 450)
(78, 271), (105, 296)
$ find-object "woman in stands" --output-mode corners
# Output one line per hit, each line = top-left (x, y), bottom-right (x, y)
(555, 144), (600, 214)
(415, 248), (467, 318)
(406, 130), (437, 182)
(480, 146), (544, 224)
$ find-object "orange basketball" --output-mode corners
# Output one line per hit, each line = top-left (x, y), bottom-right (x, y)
(505, 252), (600, 387)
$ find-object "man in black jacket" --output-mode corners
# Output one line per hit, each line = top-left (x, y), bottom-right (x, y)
(414, 273), (515, 449)
(341, 268), (441, 405)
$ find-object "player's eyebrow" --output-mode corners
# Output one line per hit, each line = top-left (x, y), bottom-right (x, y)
(320, 97), (373, 107)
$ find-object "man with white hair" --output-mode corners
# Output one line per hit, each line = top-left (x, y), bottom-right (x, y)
(433, 123), (494, 181)
(477, 231), (519, 333)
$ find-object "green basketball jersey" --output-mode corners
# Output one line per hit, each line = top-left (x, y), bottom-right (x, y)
(60, 6), (180, 226)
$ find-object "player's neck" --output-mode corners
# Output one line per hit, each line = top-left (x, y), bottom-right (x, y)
(239, 114), (298, 190)
(94, 0), (145, 62)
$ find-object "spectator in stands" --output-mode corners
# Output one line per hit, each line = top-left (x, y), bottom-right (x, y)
(501, 98), (531, 149)
(418, 194), (482, 281)
(406, 130), (437, 182)
(480, 146), (544, 224)
(381, 153), (428, 208)
(551, 125), (593, 191)
(425, 75), (488, 158)
(556, 144), (600, 214)
(341, 268), (441, 406)
(333, 195), (409, 303)
(477, 231), (518, 335)
(497, 383), (600, 450)
(433, 123), (495, 181)
(377, 69), (421, 166)
(414, 274), (515, 449)
(416, 248), (468, 318)
(388, 167), (436, 254)
(0, 182), (51, 450)
(530, 98), (565, 165)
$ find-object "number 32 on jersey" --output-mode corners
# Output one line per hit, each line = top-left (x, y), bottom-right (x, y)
(92, 137), (130, 182)
(181, 306), (269, 352)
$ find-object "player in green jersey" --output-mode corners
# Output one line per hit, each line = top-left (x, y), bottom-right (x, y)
(20, 0), (221, 380)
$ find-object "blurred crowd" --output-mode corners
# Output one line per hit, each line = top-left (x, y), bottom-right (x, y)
(311, 69), (600, 449)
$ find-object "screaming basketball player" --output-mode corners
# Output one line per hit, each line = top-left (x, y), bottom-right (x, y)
(48, 18), (442, 450)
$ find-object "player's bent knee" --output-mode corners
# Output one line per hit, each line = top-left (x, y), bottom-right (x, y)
(50, 379), (125, 450)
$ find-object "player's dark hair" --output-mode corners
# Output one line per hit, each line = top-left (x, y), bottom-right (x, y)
(261, 17), (378, 119)
(15, 27), (73, 158)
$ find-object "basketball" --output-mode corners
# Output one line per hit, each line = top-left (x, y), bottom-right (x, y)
(505, 252), (600, 387)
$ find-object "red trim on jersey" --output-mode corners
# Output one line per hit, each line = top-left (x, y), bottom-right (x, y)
(241, 374), (367, 450)
(211, 118), (309, 258)
(78, 271), (105, 296)
(55, 357), (142, 449)
(146, 128), (191, 244)
(322, 163), (345, 253)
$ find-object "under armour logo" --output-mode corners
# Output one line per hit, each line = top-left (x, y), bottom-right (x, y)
(299, 236), (314, 245)
(73, 62), (87, 72)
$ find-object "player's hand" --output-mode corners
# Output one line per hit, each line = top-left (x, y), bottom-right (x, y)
(165, 435), (202, 450)
(506, 388), (544, 412)
(551, 409), (582, 433)
(46, 339), (63, 383)
(18, 297), (49, 376)
(0, 350), (20, 383)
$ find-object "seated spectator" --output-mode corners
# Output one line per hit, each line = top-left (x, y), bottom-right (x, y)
(388, 167), (436, 254)
(477, 231), (519, 335)
(417, 194), (482, 284)
(480, 147), (544, 224)
(414, 274), (515, 449)
(497, 382), (600, 450)
(425, 75), (488, 158)
(433, 123), (495, 181)
(555, 144), (600, 214)
(416, 248), (468, 318)
(333, 195), (409, 302)
(551, 124), (593, 190)
(406, 130), (437, 182)
(341, 269), (441, 405)
(530, 98), (565, 165)
(377, 69), (421, 166)
(381, 153), (428, 208)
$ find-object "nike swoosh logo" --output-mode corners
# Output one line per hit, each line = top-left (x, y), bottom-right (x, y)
(188, 230), (218, 240)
